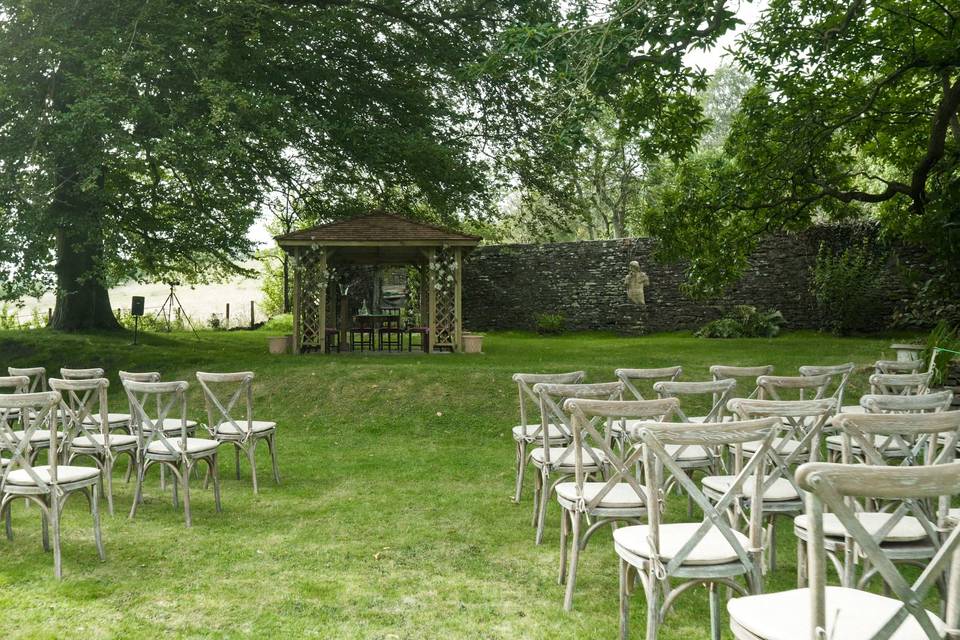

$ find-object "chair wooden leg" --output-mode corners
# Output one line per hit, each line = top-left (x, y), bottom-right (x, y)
(181, 463), (192, 527)
(211, 454), (222, 513)
(104, 458), (115, 516)
(513, 440), (526, 503)
(535, 472), (550, 545)
(619, 559), (631, 640)
(708, 583), (721, 640)
(248, 441), (259, 493)
(531, 471), (541, 527)
(558, 508), (569, 584)
(4, 500), (12, 541)
(797, 536), (807, 588)
(92, 484), (105, 562)
(563, 511), (581, 611)
(267, 434), (280, 484)
(51, 495), (62, 579)
(235, 444), (242, 480)
(645, 570), (660, 640)
(41, 509), (49, 551)
(129, 463), (145, 519)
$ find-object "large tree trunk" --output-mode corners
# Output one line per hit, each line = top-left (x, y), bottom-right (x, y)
(49, 163), (120, 331)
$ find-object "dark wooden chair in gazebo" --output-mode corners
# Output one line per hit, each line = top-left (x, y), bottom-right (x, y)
(275, 213), (481, 354)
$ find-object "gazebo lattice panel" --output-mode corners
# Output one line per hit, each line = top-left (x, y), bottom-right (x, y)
(297, 248), (327, 352)
(432, 248), (457, 351)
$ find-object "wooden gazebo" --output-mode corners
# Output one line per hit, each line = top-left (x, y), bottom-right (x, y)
(275, 213), (481, 354)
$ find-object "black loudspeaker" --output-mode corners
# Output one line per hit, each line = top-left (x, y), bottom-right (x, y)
(131, 296), (145, 317)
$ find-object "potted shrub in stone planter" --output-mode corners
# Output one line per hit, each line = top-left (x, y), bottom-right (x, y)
(462, 333), (484, 353)
(268, 335), (292, 354)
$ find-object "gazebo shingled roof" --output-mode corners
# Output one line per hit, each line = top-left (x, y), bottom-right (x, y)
(275, 213), (480, 354)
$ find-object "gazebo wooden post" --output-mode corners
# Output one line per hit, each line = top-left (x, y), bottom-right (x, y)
(454, 247), (463, 352)
(317, 249), (327, 354)
(427, 248), (436, 354)
(292, 247), (302, 354)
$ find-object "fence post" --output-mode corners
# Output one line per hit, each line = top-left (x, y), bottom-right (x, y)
(250, 300), (255, 329)
(47, 308), (52, 326)
(226, 303), (230, 329)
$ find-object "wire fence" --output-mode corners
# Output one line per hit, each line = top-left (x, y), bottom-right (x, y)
(0, 300), (266, 331)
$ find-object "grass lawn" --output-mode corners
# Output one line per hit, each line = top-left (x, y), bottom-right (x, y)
(0, 328), (907, 638)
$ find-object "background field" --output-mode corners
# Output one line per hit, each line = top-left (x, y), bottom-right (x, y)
(0, 329), (908, 638)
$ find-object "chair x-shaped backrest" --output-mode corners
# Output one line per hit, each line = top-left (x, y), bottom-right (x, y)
(653, 379), (737, 422)
(799, 363), (855, 407)
(0, 376), (29, 426)
(757, 374), (831, 403)
(615, 367), (682, 401)
(728, 398), (836, 501)
(49, 377), (110, 457)
(797, 461), (960, 640)
(532, 381), (622, 468)
(834, 412), (960, 549)
(122, 380), (189, 457)
(8, 367), (47, 392)
(710, 365), (773, 400)
(875, 360), (923, 375)
(512, 371), (585, 441)
(0, 391), (61, 492)
(119, 371), (162, 423)
(635, 418), (780, 577)
(196, 372), (255, 439)
(860, 390), (953, 415)
(60, 367), (105, 381)
(564, 397), (680, 512)
(869, 372), (932, 396)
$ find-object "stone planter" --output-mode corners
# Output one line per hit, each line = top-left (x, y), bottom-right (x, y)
(462, 334), (484, 354)
(268, 335), (291, 355)
(890, 343), (924, 362)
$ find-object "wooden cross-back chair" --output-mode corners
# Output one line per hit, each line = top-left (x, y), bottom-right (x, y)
(60, 367), (105, 380)
(123, 379), (221, 527)
(50, 377), (138, 515)
(875, 359), (924, 375)
(0, 375), (55, 463)
(869, 371), (933, 396)
(529, 381), (622, 545)
(615, 417), (780, 640)
(756, 374), (831, 403)
(825, 391), (954, 464)
(510, 371), (585, 503)
(119, 371), (197, 436)
(798, 362), (855, 413)
(653, 379), (737, 423)
(7, 367), (46, 392)
(196, 371), (279, 494)
(710, 366), (774, 401)
(612, 367), (682, 450)
(556, 397), (680, 611)
(0, 390), (104, 578)
(729, 460), (960, 640)
(795, 412), (960, 594)
(706, 398), (837, 573)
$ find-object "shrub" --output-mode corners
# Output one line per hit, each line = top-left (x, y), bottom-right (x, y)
(919, 320), (960, 387)
(811, 241), (883, 335)
(892, 272), (960, 329)
(696, 305), (784, 338)
(535, 312), (565, 335)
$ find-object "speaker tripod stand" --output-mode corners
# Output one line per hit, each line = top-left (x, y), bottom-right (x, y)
(154, 284), (200, 338)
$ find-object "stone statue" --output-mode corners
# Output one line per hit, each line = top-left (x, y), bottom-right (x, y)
(624, 261), (649, 305)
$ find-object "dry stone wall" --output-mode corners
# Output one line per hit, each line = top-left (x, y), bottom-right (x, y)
(462, 225), (918, 334)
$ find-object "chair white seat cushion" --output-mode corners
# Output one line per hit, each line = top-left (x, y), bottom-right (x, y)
(665, 443), (711, 461)
(614, 522), (751, 566)
(824, 433), (908, 453)
(512, 423), (568, 441)
(142, 418), (198, 433)
(72, 434), (138, 448)
(556, 482), (647, 508)
(214, 420), (276, 436)
(6, 465), (99, 485)
(10, 430), (59, 444)
(82, 413), (132, 425)
(530, 447), (605, 468)
(794, 512), (928, 542)
(146, 438), (219, 456)
(702, 475), (799, 502)
(728, 586), (946, 640)
(742, 437), (802, 455)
